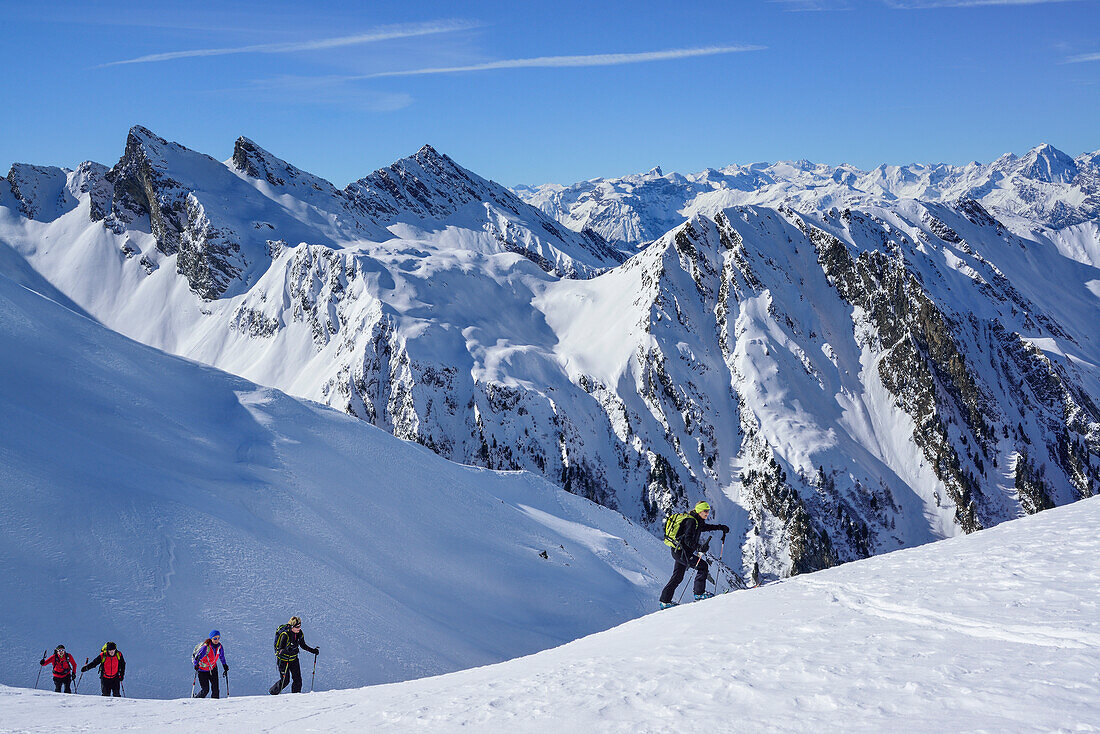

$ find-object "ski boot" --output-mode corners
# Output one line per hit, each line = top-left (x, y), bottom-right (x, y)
(659, 601), (678, 610)
(694, 592), (715, 601)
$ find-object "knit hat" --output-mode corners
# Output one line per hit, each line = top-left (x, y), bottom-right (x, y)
(693, 501), (712, 514)
(209, 630), (221, 639)
(104, 642), (117, 651)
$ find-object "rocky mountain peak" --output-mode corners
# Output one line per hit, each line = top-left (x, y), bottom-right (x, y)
(1077, 150), (1100, 171)
(1017, 143), (1079, 184)
(5, 163), (74, 221)
(231, 136), (339, 196)
(128, 124), (164, 144)
(345, 144), (498, 223)
(413, 143), (446, 164)
(231, 136), (278, 180)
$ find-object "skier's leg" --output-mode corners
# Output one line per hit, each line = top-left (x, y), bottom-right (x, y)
(659, 552), (689, 603)
(290, 659), (303, 693)
(271, 660), (290, 694)
(54, 677), (63, 693)
(210, 669), (220, 699)
(693, 559), (711, 596)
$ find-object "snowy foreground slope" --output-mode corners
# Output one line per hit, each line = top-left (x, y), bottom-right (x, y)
(5, 496), (1098, 733)
(0, 273), (670, 699)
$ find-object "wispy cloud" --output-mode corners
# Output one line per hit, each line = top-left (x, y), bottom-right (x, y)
(1065, 51), (1100, 63)
(347, 45), (765, 79)
(97, 19), (480, 68)
(884, 0), (1082, 7)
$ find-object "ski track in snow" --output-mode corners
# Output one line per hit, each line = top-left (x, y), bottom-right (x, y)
(805, 580), (1100, 650)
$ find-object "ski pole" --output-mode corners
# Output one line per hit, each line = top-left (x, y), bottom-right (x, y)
(34, 649), (47, 690)
(310, 652), (317, 692)
(191, 670), (197, 698)
(121, 682), (126, 698)
(714, 535), (726, 595)
(76, 658), (88, 693)
(224, 668), (229, 698)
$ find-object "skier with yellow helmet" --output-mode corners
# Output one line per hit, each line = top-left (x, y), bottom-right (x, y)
(659, 501), (729, 609)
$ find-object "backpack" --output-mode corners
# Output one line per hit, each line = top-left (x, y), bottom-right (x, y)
(192, 641), (205, 663)
(663, 512), (692, 548)
(274, 624), (290, 653)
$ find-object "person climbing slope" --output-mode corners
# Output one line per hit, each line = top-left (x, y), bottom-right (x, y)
(192, 630), (229, 699)
(269, 616), (318, 694)
(659, 501), (729, 609)
(39, 645), (77, 693)
(81, 641), (125, 697)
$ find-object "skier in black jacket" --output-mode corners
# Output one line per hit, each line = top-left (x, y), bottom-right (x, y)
(81, 642), (125, 696)
(269, 616), (319, 694)
(659, 501), (729, 609)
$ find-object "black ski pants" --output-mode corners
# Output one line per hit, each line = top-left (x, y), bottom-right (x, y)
(52, 675), (72, 693)
(100, 677), (122, 697)
(659, 547), (709, 603)
(196, 669), (220, 698)
(272, 658), (302, 694)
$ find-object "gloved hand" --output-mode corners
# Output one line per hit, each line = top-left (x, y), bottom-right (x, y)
(119, 675), (124, 682)
(194, 663), (199, 670)
(223, 663), (229, 673)
(40, 659), (46, 666)
(718, 524), (730, 534)
(314, 647), (320, 655)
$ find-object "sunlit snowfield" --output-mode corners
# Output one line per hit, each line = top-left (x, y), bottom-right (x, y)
(5, 495), (1098, 732)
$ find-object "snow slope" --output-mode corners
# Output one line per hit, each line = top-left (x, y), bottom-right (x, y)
(5, 494), (1098, 732)
(0, 273), (671, 700)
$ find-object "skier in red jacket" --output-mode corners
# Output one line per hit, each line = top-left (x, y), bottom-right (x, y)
(81, 641), (126, 696)
(39, 645), (77, 693)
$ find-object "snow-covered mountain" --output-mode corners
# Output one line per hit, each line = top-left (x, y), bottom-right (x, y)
(517, 143), (1100, 247)
(8, 494), (1100, 730)
(0, 272), (669, 699)
(2, 128), (1098, 583)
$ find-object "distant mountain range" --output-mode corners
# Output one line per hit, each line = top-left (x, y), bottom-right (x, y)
(2, 128), (1098, 580)
(515, 143), (1100, 247)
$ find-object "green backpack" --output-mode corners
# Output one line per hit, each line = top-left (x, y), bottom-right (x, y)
(663, 512), (692, 548)
(274, 624), (290, 653)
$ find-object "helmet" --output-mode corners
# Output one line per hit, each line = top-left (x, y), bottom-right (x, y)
(104, 642), (117, 651)
(55, 644), (65, 652)
(693, 501), (712, 515)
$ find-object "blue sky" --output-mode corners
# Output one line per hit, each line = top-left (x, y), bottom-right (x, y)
(1, 0), (1098, 186)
